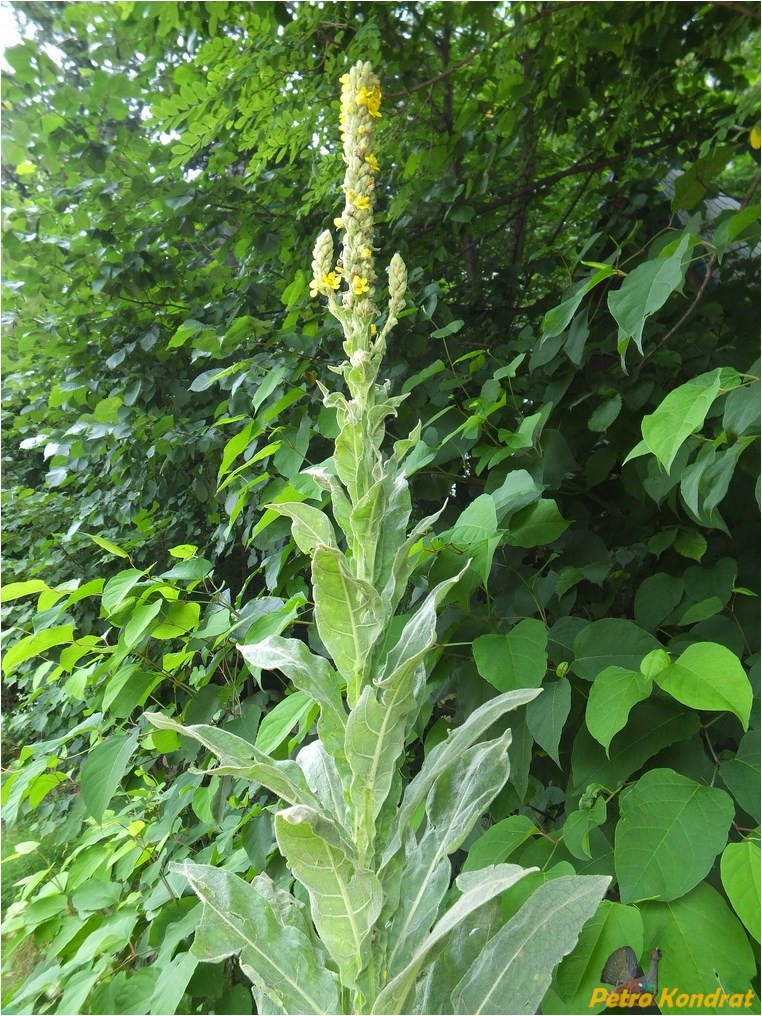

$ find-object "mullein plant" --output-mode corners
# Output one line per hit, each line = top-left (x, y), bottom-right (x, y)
(148, 63), (609, 1015)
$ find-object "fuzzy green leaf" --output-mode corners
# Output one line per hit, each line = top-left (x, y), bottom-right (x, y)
(181, 862), (340, 1014)
(451, 875), (611, 1014)
(371, 864), (534, 1015)
(274, 805), (382, 987)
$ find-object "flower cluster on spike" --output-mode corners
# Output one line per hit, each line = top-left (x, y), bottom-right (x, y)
(310, 61), (407, 362)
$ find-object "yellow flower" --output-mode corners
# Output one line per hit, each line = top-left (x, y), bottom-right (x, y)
(309, 272), (341, 298)
(357, 84), (382, 118)
(354, 195), (370, 210)
(351, 274), (370, 295)
(364, 153), (379, 173)
(370, 324), (378, 336)
(361, 248), (371, 259)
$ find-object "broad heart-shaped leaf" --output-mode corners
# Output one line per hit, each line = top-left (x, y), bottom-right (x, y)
(607, 232), (691, 355)
(544, 900), (643, 1015)
(274, 805), (382, 988)
(311, 545), (384, 698)
(569, 698), (699, 802)
(720, 840), (761, 943)
(266, 501), (337, 554)
(178, 862), (340, 1015)
(444, 493), (500, 586)
(585, 666), (653, 755)
(144, 713), (321, 809)
(615, 768), (734, 903)
(572, 619), (661, 681)
(719, 731), (761, 821)
(382, 688), (542, 867)
(655, 642), (752, 730)
(238, 636), (346, 762)
(638, 367), (723, 473)
(385, 730), (514, 978)
(526, 678), (571, 766)
(641, 883), (758, 1009)
(80, 729), (139, 822)
(506, 498), (570, 547)
(474, 618), (548, 692)
(562, 795), (607, 861)
(451, 874), (611, 1014)
(371, 864), (535, 1015)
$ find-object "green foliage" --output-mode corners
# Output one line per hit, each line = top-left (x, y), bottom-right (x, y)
(2, 2), (759, 1013)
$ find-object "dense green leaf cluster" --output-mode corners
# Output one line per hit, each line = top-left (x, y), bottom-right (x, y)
(2, 2), (759, 1014)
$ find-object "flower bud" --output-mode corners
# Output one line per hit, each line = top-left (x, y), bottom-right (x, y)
(388, 253), (407, 306)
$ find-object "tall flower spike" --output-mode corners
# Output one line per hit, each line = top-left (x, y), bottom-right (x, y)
(313, 62), (406, 358)
(337, 62), (383, 341)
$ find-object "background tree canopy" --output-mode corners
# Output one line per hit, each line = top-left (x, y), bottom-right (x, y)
(1, 2), (759, 1014)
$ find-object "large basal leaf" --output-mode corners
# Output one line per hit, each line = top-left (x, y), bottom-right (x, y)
(385, 731), (514, 977)
(543, 900), (643, 1014)
(311, 545), (384, 695)
(641, 883), (758, 1011)
(274, 805), (382, 988)
(451, 875), (611, 1014)
(238, 636), (346, 761)
(585, 666), (653, 755)
(144, 713), (320, 809)
(615, 768), (734, 903)
(720, 840), (761, 943)
(474, 618), (548, 692)
(371, 864), (535, 1015)
(80, 729), (140, 822)
(179, 862), (341, 1015)
(382, 688), (541, 867)
(655, 641), (752, 730)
